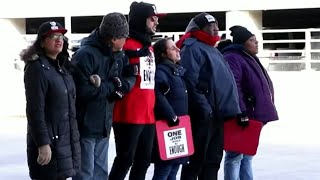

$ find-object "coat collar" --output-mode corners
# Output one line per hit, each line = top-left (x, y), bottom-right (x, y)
(158, 59), (186, 76)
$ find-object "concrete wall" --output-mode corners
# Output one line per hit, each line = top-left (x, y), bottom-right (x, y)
(0, 18), (26, 68)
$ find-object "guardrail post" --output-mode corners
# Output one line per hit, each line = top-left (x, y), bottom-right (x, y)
(305, 29), (312, 71)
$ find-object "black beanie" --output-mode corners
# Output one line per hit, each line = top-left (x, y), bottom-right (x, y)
(193, 12), (217, 29)
(99, 12), (129, 40)
(128, 1), (164, 33)
(229, 25), (254, 44)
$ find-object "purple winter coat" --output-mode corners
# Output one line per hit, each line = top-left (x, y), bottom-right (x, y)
(222, 44), (278, 123)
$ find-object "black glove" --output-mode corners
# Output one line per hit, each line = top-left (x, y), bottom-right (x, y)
(237, 112), (249, 127)
(168, 116), (180, 127)
(123, 64), (139, 76)
(137, 46), (151, 57)
(112, 77), (123, 89)
(125, 46), (150, 58)
(109, 91), (124, 101)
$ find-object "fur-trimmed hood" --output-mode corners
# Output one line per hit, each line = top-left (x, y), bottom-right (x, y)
(20, 46), (40, 62)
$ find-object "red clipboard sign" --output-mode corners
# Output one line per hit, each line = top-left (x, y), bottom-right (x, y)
(224, 119), (263, 155)
(156, 115), (194, 160)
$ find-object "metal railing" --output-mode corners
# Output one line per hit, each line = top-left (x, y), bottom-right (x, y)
(21, 28), (320, 71)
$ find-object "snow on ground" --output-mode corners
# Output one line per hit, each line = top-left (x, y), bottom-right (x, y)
(1, 71), (320, 179)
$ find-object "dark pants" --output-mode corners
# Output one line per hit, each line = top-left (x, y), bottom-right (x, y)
(180, 119), (224, 180)
(109, 123), (155, 180)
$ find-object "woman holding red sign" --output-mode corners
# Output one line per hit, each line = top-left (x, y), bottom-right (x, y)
(152, 38), (189, 180)
(219, 25), (279, 180)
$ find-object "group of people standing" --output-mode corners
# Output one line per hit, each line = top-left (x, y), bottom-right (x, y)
(21, 1), (278, 180)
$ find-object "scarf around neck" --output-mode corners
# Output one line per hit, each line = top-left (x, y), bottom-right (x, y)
(176, 30), (221, 48)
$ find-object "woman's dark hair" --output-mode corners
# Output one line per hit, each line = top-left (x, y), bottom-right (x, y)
(153, 38), (170, 64)
(20, 34), (71, 70)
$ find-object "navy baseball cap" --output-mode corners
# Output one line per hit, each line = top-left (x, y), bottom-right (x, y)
(37, 21), (67, 37)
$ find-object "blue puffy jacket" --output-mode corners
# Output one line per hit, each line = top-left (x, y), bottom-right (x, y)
(180, 37), (241, 122)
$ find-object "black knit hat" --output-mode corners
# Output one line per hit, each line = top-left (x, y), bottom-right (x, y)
(229, 25), (254, 44)
(99, 12), (129, 40)
(37, 21), (67, 37)
(193, 12), (217, 29)
(128, 1), (165, 33)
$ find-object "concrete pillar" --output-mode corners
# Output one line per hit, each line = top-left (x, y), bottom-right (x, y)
(64, 16), (72, 49)
(225, 10), (263, 55)
(64, 16), (72, 35)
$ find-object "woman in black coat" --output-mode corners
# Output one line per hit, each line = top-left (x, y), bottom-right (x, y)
(152, 38), (189, 180)
(20, 21), (80, 180)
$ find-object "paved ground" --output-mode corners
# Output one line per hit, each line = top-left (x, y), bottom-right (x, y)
(1, 119), (320, 180)
(1, 71), (320, 179)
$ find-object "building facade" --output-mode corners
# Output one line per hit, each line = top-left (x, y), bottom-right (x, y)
(1, 0), (320, 71)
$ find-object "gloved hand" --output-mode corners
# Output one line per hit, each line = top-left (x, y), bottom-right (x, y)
(89, 74), (101, 87)
(137, 46), (151, 57)
(132, 64), (139, 75)
(37, 144), (52, 166)
(168, 116), (180, 127)
(125, 46), (150, 58)
(237, 112), (249, 127)
(112, 77), (123, 89)
(123, 64), (139, 76)
(109, 90), (124, 101)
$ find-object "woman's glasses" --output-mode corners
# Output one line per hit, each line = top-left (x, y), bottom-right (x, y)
(48, 34), (65, 40)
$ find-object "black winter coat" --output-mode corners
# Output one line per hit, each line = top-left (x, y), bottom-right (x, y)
(154, 60), (188, 120)
(72, 29), (135, 138)
(24, 55), (81, 179)
(153, 60), (189, 165)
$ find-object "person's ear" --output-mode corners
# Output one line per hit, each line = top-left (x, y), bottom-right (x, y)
(110, 38), (117, 45)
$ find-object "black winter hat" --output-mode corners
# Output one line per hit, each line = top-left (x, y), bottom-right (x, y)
(128, 1), (165, 33)
(193, 12), (217, 29)
(37, 21), (67, 37)
(99, 12), (129, 40)
(229, 25), (254, 44)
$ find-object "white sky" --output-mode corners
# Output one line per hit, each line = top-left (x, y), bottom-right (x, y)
(1, 0), (320, 18)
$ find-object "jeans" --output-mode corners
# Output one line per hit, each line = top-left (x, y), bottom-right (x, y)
(224, 151), (253, 180)
(152, 162), (180, 180)
(109, 123), (155, 180)
(74, 137), (109, 180)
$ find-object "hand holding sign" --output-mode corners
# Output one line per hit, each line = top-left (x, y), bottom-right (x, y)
(168, 116), (180, 127)
(224, 119), (263, 155)
(156, 115), (194, 160)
